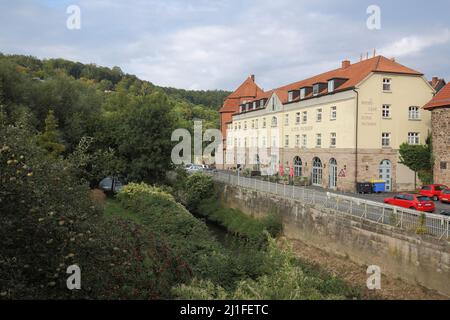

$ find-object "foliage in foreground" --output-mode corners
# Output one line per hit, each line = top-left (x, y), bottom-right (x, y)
(173, 236), (346, 300)
(0, 118), (190, 299)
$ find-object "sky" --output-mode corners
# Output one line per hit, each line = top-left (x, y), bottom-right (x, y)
(1, 0), (449, 91)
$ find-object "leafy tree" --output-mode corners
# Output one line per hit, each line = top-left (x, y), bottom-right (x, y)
(36, 110), (66, 157)
(399, 139), (432, 188)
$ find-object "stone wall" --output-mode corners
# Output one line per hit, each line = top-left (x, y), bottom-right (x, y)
(431, 107), (450, 186)
(217, 182), (450, 297)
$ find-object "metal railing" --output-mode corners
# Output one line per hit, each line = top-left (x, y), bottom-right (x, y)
(212, 171), (450, 240)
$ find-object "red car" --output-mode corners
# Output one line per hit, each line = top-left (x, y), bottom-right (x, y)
(419, 184), (448, 201)
(439, 189), (450, 204)
(384, 194), (435, 212)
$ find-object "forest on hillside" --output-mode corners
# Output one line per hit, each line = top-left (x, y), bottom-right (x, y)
(0, 53), (229, 184)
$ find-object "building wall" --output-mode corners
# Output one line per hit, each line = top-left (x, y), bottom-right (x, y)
(225, 73), (433, 192)
(431, 107), (450, 185)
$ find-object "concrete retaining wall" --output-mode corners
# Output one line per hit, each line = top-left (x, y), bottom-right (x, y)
(216, 182), (450, 297)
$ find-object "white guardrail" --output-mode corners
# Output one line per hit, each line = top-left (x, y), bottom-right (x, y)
(211, 171), (450, 240)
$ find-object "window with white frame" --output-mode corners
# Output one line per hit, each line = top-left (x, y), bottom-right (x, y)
(408, 132), (420, 145)
(408, 106), (420, 120)
(302, 111), (308, 123)
(316, 134), (322, 147)
(253, 101), (257, 109)
(316, 109), (322, 122)
(300, 88), (306, 99)
(383, 78), (391, 91)
(330, 132), (336, 147)
(382, 133), (391, 147)
(271, 116), (278, 127)
(255, 119), (258, 129)
(313, 84), (319, 96)
(382, 105), (391, 118)
(295, 135), (300, 147)
(302, 134), (307, 148)
(284, 114), (289, 126)
(296, 112), (301, 124)
(251, 120), (255, 129)
(238, 122), (241, 130)
(285, 135), (289, 147)
(262, 118), (266, 128)
(328, 80), (335, 93)
(260, 99), (265, 108)
(288, 91), (293, 102)
(330, 106), (337, 120)
(244, 121), (247, 130)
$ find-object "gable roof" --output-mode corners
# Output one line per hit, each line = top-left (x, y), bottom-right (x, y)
(219, 75), (264, 113)
(242, 56), (422, 106)
(424, 82), (450, 110)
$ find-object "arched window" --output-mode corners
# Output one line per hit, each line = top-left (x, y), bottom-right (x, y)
(329, 158), (337, 189)
(312, 157), (323, 186)
(293, 156), (302, 177)
(271, 116), (278, 127)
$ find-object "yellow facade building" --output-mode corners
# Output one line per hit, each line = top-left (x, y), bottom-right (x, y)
(222, 56), (434, 192)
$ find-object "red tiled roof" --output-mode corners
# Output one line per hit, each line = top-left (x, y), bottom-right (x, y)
(243, 56), (422, 106)
(219, 76), (264, 113)
(424, 82), (450, 110)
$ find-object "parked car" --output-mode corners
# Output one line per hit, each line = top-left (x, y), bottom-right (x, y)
(439, 188), (450, 204)
(99, 177), (125, 194)
(186, 164), (204, 174)
(384, 194), (435, 213)
(419, 184), (448, 201)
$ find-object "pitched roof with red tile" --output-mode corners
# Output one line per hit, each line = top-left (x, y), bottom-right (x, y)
(219, 76), (264, 113)
(424, 82), (450, 110)
(239, 56), (423, 107)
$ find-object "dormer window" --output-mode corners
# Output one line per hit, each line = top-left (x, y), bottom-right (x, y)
(260, 99), (265, 108)
(300, 88), (306, 99)
(313, 84), (320, 96)
(328, 80), (335, 93)
(253, 101), (257, 109)
(288, 91), (294, 102)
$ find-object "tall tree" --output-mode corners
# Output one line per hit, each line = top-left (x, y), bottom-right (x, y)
(36, 110), (66, 157)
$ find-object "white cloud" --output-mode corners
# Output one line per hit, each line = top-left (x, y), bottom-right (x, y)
(379, 29), (450, 58)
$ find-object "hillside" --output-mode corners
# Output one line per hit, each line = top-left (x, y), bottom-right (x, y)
(0, 53), (229, 183)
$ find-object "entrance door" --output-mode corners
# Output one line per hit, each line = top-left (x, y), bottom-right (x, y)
(379, 160), (392, 192)
(329, 158), (337, 189)
(312, 157), (323, 186)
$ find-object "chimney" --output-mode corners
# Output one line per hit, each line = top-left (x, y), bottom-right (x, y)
(432, 77), (439, 86)
(250, 74), (255, 82)
(342, 60), (351, 69)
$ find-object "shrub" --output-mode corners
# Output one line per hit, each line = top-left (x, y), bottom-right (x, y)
(89, 189), (107, 211)
(182, 173), (214, 211)
(173, 236), (347, 300)
(197, 198), (283, 244)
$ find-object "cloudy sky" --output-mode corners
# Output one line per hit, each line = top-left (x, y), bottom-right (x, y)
(1, 0), (449, 90)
